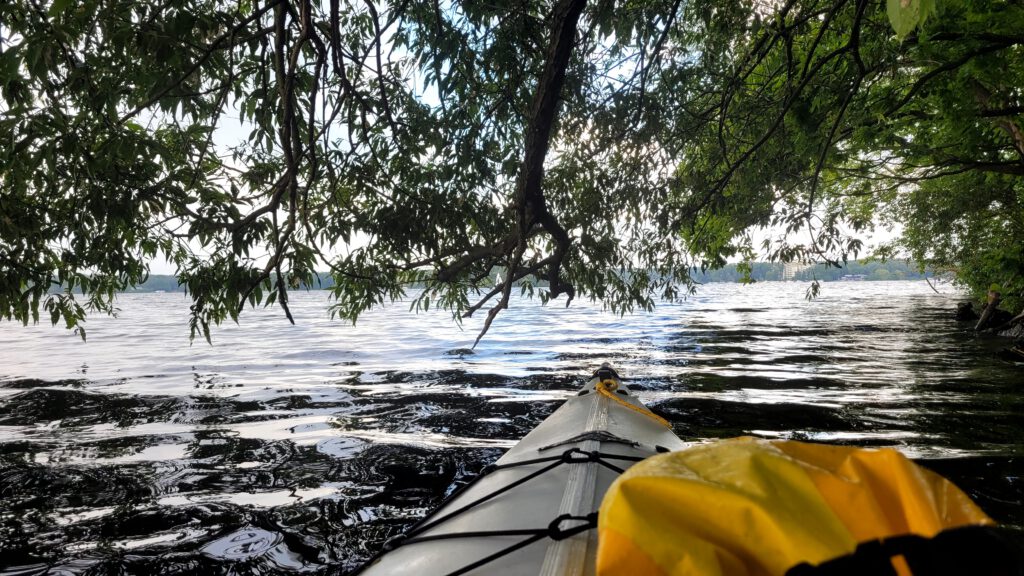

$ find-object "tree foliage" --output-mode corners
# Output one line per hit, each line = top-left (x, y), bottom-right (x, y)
(1, 0), (699, 342)
(668, 0), (1024, 309)
(2, 0), (1022, 342)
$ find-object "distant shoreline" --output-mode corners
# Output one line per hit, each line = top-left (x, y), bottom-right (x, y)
(122, 261), (931, 293)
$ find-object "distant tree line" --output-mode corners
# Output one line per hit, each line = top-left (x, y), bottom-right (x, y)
(693, 261), (929, 284)
(122, 275), (186, 293)
(123, 261), (927, 293)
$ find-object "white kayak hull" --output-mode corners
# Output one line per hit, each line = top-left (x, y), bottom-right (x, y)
(357, 367), (685, 576)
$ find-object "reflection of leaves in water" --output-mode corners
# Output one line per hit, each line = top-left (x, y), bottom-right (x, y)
(0, 388), (168, 427)
(655, 396), (864, 440)
(920, 458), (1024, 528)
(0, 375), (514, 573)
(0, 387), (263, 429)
(0, 457), (155, 509)
(0, 378), (87, 389)
(1, 336), (1023, 573)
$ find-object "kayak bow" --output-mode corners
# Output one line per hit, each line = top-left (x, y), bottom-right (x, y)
(357, 364), (684, 576)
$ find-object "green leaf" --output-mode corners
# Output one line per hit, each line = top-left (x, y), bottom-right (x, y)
(887, 0), (935, 39)
(48, 0), (72, 18)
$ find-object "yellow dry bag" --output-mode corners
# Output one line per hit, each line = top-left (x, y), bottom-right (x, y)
(596, 437), (1012, 575)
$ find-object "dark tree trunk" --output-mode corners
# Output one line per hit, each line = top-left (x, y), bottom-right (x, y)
(513, 0), (587, 301)
(472, 0), (587, 346)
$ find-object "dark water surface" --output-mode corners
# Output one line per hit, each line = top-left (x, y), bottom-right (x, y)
(0, 281), (1021, 574)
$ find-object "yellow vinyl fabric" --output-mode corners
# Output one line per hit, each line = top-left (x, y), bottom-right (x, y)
(596, 437), (993, 576)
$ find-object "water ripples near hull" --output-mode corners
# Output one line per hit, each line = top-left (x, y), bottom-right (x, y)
(0, 281), (1022, 574)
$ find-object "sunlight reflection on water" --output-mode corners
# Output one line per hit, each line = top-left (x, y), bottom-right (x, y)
(1, 280), (1022, 573)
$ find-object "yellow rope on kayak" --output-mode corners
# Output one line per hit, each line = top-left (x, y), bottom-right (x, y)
(596, 379), (672, 429)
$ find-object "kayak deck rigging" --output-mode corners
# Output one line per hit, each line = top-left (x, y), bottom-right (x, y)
(355, 365), (686, 576)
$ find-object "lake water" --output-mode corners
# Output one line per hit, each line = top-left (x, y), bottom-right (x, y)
(0, 280), (1021, 574)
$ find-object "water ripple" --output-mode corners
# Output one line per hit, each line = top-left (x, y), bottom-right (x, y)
(0, 281), (1022, 573)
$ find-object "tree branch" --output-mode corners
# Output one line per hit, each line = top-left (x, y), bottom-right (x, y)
(471, 0), (587, 346)
(117, 0), (283, 124)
